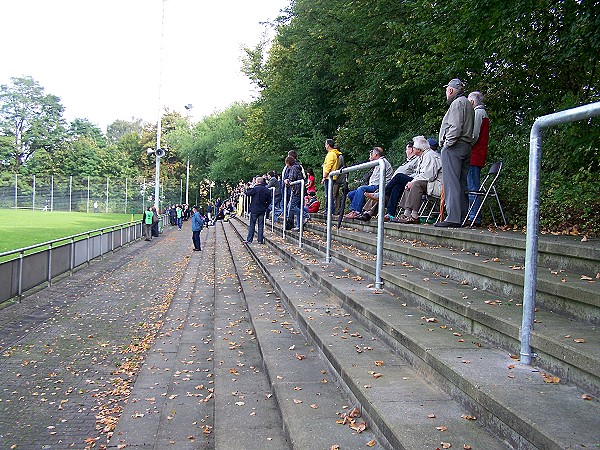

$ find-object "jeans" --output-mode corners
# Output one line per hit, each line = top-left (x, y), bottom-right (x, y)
(177, 217), (182, 229)
(247, 212), (265, 243)
(288, 194), (302, 228)
(348, 185), (378, 213)
(467, 165), (482, 223)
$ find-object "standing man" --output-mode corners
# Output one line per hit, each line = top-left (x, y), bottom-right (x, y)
(191, 205), (204, 251)
(435, 78), (475, 228)
(143, 207), (154, 241)
(245, 176), (272, 244)
(321, 138), (342, 213)
(466, 91), (490, 226)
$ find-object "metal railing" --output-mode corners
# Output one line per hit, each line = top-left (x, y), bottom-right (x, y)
(327, 159), (386, 289)
(520, 101), (600, 365)
(0, 214), (167, 304)
(289, 179), (305, 248)
(269, 186), (276, 233)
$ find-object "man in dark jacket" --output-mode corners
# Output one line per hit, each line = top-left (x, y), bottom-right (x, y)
(245, 176), (272, 244)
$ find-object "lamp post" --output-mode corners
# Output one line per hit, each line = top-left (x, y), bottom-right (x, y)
(184, 103), (193, 205)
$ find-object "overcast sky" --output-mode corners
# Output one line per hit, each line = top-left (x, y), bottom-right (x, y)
(0, 0), (289, 131)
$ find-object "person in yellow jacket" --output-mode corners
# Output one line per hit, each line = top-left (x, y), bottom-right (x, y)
(321, 138), (342, 213)
(142, 207), (154, 241)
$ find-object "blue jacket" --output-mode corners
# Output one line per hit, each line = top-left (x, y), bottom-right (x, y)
(191, 211), (204, 231)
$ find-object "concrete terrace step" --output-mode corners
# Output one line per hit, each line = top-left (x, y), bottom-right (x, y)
(309, 217), (600, 324)
(220, 221), (381, 449)
(293, 218), (600, 396)
(310, 212), (600, 276)
(227, 219), (509, 450)
(232, 216), (600, 449)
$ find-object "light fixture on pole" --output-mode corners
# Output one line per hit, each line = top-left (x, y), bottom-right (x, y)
(184, 104), (193, 205)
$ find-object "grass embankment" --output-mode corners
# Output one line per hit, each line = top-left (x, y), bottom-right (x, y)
(0, 210), (135, 254)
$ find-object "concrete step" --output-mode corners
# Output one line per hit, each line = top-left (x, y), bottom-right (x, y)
(234, 217), (600, 449)
(220, 221), (380, 449)
(290, 218), (600, 395)
(309, 212), (600, 276)
(309, 217), (600, 325)
(228, 219), (510, 450)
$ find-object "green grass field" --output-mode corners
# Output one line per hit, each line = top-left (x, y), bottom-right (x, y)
(0, 210), (136, 253)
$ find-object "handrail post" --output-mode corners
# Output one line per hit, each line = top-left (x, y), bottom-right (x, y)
(282, 185), (288, 239)
(520, 101), (600, 365)
(100, 230), (103, 260)
(374, 159), (385, 289)
(290, 179), (305, 248)
(325, 175), (333, 263)
(269, 186), (275, 233)
(326, 159), (385, 288)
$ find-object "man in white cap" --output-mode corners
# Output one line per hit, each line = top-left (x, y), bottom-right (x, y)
(436, 78), (475, 228)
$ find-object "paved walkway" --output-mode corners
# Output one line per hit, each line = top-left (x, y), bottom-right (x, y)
(0, 224), (197, 449)
(0, 219), (378, 450)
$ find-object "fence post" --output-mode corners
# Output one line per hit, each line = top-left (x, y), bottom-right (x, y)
(18, 250), (24, 301)
(14, 173), (17, 209)
(47, 242), (52, 287)
(32, 175), (36, 210)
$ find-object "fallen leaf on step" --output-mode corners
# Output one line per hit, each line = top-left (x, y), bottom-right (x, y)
(461, 414), (476, 420)
(427, 414), (437, 418)
(367, 439), (377, 447)
(581, 393), (593, 400)
(440, 443), (452, 449)
(436, 426), (448, 431)
(374, 361), (385, 366)
(542, 373), (560, 383)
(580, 275), (594, 281)
(573, 338), (585, 343)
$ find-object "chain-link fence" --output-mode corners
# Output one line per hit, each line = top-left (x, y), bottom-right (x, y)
(0, 173), (186, 214)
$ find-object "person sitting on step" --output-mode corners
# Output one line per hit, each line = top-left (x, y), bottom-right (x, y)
(343, 147), (393, 220)
(396, 136), (443, 224)
(364, 140), (421, 222)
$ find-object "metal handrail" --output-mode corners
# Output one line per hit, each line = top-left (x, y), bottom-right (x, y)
(289, 179), (305, 248)
(269, 186), (276, 233)
(327, 159), (386, 289)
(0, 220), (143, 259)
(520, 101), (600, 365)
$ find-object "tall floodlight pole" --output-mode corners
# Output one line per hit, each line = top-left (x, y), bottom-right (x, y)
(154, 0), (167, 211)
(184, 104), (193, 205)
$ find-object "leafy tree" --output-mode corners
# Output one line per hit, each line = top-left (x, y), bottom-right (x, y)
(106, 118), (143, 144)
(0, 76), (67, 173)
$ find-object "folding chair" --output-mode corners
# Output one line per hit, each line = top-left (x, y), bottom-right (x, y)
(462, 161), (507, 227)
(418, 193), (442, 223)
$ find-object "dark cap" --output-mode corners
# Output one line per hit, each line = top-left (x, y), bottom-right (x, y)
(444, 78), (465, 90)
(427, 138), (439, 151)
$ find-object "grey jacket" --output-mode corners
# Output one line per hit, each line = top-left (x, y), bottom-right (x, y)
(438, 94), (474, 148)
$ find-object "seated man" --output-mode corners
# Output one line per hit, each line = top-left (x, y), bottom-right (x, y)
(397, 136), (443, 224)
(364, 141), (420, 221)
(343, 147), (393, 219)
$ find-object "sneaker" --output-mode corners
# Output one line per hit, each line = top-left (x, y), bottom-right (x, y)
(383, 214), (393, 222)
(343, 211), (360, 219)
(291, 227), (300, 231)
